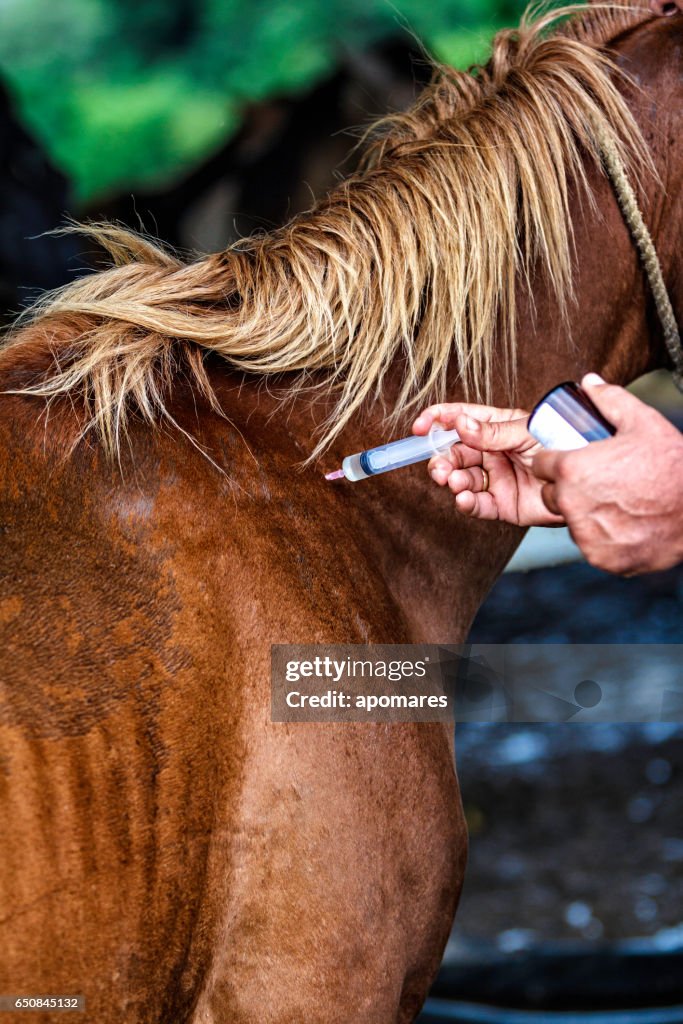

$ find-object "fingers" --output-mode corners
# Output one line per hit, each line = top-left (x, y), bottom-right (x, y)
(414, 403), (482, 435)
(428, 453), (497, 519)
(429, 457), (454, 485)
(445, 464), (499, 520)
(580, 373), (645, 431)
(455, 412), (532, 453)
(532, 449), (566, 482)
(541, 482), (561, 516)
(453, 489), (500, 520)
(413, 405), (462, 435)
(413, 401), (527, 436)
(428, 444), (484, 484)
(446, 466), (490, 495)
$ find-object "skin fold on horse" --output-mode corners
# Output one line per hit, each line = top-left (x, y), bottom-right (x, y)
(0, 12), (681, 1024)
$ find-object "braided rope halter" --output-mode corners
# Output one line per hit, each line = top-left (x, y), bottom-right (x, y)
(596, 126), (683, 392)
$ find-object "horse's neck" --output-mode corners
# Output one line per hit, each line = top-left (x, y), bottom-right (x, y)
(557, 15), (683, 394)
(481, 27), (681, 413)
(315, 25), (683, 642)
(627, 16), (683, 347)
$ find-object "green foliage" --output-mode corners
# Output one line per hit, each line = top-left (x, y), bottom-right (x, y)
(0, 0), (552, 202)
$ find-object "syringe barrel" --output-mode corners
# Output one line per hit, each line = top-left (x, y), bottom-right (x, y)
(342, 425), (460, 481)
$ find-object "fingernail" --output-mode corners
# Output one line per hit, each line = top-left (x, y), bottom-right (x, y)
(583, 372), (606, 387)
(464, 415), (480, 432)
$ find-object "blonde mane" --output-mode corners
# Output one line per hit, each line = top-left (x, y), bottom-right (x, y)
(0, 2), (654, 459)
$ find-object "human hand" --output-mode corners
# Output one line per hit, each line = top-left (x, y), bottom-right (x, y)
(412, 402), (565, 527)
(532, 374), (683, 575)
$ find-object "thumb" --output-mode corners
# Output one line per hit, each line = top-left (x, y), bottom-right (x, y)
(455, 412), (532, 452)
(581, 373), (646, 431)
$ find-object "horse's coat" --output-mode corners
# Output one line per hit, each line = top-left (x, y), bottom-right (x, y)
(0, 7), (681, 1023)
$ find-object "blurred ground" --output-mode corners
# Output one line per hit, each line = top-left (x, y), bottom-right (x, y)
(472, 562), (683, 643)
(453, 723), (683, 948)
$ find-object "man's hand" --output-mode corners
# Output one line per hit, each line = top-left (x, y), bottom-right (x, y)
(414, 374), (683, 576)
(532, 375), (683, 575)
(413, 402), (565, 527)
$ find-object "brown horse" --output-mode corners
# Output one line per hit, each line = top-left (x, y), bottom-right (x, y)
(0, 4), (681, 1022)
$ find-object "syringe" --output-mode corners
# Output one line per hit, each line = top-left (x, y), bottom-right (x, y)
(325, 423), (461, 482)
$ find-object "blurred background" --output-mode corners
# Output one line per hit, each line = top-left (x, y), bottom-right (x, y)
(1, 0), (682, 1019)
(0, 0), (527, 313)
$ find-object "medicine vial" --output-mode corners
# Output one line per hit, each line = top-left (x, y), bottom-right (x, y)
(528, 381), (616, 451)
